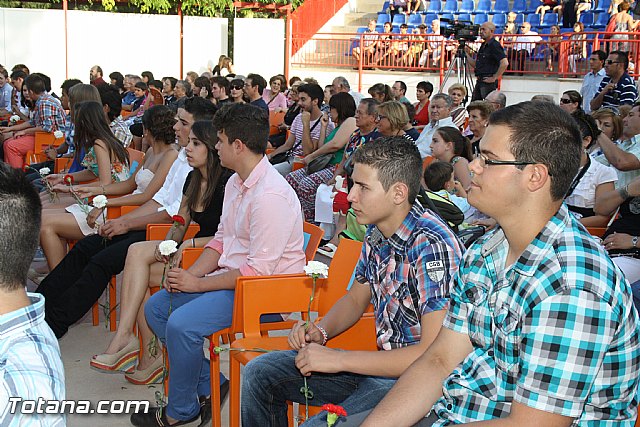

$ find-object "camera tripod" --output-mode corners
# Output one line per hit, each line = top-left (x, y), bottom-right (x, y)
(439, 41), (475, 102)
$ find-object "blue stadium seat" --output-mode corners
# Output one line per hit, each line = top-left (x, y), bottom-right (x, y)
(560, 27), (573, 33)
(408, 13), (424, 28)
(594, 0), (611, 13)
(376, 24), (385, 32)
(593, 12), (609, 29)
(458, 13), (472, 22)
(526, 0), (539, 12)
(424, 13), (438, 24)
(492, 0), (510, 14)
(441, 13), (455, 25)
(443, 0), (458, 13)
(474, 13), (489, 24)
(540, 12), (558, 27)
(392, 26), (401, 33)
(492, 13), (507, 26)
(515, 13), (526, 24)
(392, 12), (407, 28)
(459, 0), (475, 14)
(426, 0), (442, 13)
(579, 11), (594, 26)
(380, 1), (390, 13)
(527, 13), (539, 25)
(495, 26), (504, 34)
(377, 13), (391, 25)
(475, 0), (492, 14)
(511, 0), (527, 13)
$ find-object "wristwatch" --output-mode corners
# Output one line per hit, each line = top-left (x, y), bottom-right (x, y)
(632, 236), (638, 248)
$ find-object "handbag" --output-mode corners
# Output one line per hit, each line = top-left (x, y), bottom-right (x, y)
(269, 118), (321, 166)
(305, 153), (334, 174)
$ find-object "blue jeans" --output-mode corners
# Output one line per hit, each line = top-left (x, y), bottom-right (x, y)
(144, 289), (234, 421)
(242, 350), (396, 426)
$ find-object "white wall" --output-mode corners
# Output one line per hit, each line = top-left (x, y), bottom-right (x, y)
(0, 8), (228, 90)
(233, 17), (285, 79)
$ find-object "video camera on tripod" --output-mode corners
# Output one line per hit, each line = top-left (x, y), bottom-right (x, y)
(440, 18), (480, 43)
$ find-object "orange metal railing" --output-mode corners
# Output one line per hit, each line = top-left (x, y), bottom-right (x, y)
(290, 0), (349, 56)
(291, 30), (640, 88)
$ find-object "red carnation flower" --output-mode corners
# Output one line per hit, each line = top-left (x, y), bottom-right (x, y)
(22, 164), (29, 172)
(64, 174), (74, 185)
(322, 404), (347, 426)
(172, 215), (186, 226)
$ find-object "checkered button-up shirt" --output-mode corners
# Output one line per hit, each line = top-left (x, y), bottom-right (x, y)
(431, 204), (640, 426)
(355, 202), (464, 350)
(29, 93), (69, 135)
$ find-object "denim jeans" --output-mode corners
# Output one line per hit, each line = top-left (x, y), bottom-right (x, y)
(145, 288), (234, 421)
(242, 350), (396, 427)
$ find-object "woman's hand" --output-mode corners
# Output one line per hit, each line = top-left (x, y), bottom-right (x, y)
(45, 174), (64, 186)
(52, 183), (71, 193)
(320, 112), (330, 128)
(86, 207), (104, 229)
(603, 232), (635, 251)
(74, 187), (98, 199)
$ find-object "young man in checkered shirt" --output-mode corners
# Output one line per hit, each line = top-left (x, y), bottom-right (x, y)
(355, 101), (640, 426)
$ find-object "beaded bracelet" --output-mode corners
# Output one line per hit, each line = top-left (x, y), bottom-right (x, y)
(316, 325), (329, 346)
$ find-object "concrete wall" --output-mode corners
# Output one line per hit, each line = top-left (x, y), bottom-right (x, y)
(233, 17), (285, 79)
(0, 8), (228, 90)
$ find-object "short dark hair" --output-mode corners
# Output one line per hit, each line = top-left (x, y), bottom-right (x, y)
(360, 97), (380, 116)
(211, 76), (230, 95)
(11, 63), (29, 74)
(246, 73), (267, 96)
(352, 136), (422, 204)
(163, 77), (177, 91)
(10, 69), (27, 81)
(32, 73), (51, 92)
(572, 109), (601, 148)
(61, 79), (82, 95)
(194, 76), (212, 97)
(328, 92), (356, 123)
(424, 161), (454, 192)
(141, 71), (154, 82)
(183, 96), (218, 121)
(611, 50), (629, 70)
(592, 49), (607, 62)
(24, 74), (46, 94)
(394, 80), (407, 94)
(489, 101), (582, 201)
(134, 81), (148, 91)
(149, 80), (163, 90)
(0, 67), (8, 79)
(297, 83), (324, 108)
(98, 84), (123, 122)
(142, 105), (177, 145)
(109, 71), (124, 91)
(417, 81), (433, 95)
(213, 103), (269, 155)
(0, 163), (41, 290)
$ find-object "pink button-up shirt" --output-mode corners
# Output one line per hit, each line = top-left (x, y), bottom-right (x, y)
(205, 156), (305, 277)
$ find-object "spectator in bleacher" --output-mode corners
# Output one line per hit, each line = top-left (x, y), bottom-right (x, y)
(542, 25), (562, 72)
(333, 76), (364, 106)
(448, 83), (469, 130)
(423, 19), (444, 68)
(592, 102), (640, 190)
(392, 80), (410, 103)
(511, 22), (542, 75)
(466, 100), (494, 152)
(0, 67), (12, 114)
(590, 51), (638, 112)
(136, 103), (305, 427)
(353, 19), (379, 66)
(389, 0), (409, 19)
(415, 93), (456, 158)
(243, 73), (269, 111)
(581, 50), (606, 113)
(368, 83), (393, 103)
(390, 24), (412, 68)
(89, 65), (105, 87)
(1, 74), (69, 169)
(161, 77), (177, 107)
(567, 22), (588, 75)
(109, 71), (124, 93)
(286, 92), (357, 222)
(413, 81), (433, 129)
(409, 0), (426, 12)
(262, 75), (288, 112)
(466, 22), (508, 101)
(609, 2), (639, 51)
(212, 56), (234, 77)
(268, 83), (333, 176)
(575, 0), (592, 22)
(559, 0), (578, 28)
(242, 136), (463, 427)
(560, 90), (583, 114)
(122, 74), (141, 111)
(376, 22), (395, 65)
(535, 0), (560, 24)
(592, 107), (623, 141)
(211, 76), (231, 106)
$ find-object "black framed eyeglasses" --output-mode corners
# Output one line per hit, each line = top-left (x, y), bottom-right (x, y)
(474, 151), (535, 168)
(375, 113), (387, 122)
(560, 98), (573, 104)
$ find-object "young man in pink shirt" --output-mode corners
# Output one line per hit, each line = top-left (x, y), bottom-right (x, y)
(133, 103), (306, 427)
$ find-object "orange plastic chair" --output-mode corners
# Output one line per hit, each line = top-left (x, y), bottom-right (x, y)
(227, 238), (364, 427)
(126, 147), (145, 174)
(269, 110), (286, 136)
(586, 227), (607, 238)
(54, 157), (73, 173)
(422, 155), (436, 172)
(25, 131), (62, 166)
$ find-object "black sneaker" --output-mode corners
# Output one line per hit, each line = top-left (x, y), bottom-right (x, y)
(197, 380), (230, 427)
(130, 406), (199, 427)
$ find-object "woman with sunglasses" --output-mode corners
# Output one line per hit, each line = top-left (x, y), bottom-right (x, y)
(559, 90), (583, 114)
(229, 78), (246, 104)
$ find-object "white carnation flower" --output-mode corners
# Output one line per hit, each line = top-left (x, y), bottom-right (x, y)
(39, 167), (51, 176)
(303, 260), (329, 278)
(158, 240), (179, 257)
(92, 194), (108, 209)
(9, 115), (20, 124)
(53, 130), (64, 139)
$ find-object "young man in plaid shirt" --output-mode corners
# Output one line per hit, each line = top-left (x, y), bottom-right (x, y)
(356, 101), (640, 426)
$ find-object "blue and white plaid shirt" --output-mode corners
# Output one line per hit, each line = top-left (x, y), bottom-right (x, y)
(431, 204), (640, 426)
(0, 293), (65, 426)
(356, 202), (464, 350)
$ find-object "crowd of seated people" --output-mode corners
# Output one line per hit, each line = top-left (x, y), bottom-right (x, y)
(3, 56), (640, 427)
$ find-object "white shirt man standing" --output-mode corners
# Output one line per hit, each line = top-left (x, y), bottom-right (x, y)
(580, 50), (607, 113)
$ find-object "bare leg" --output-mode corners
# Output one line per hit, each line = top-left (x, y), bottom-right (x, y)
(40, 210), (85, 270)
(100, 241), (166, 369)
